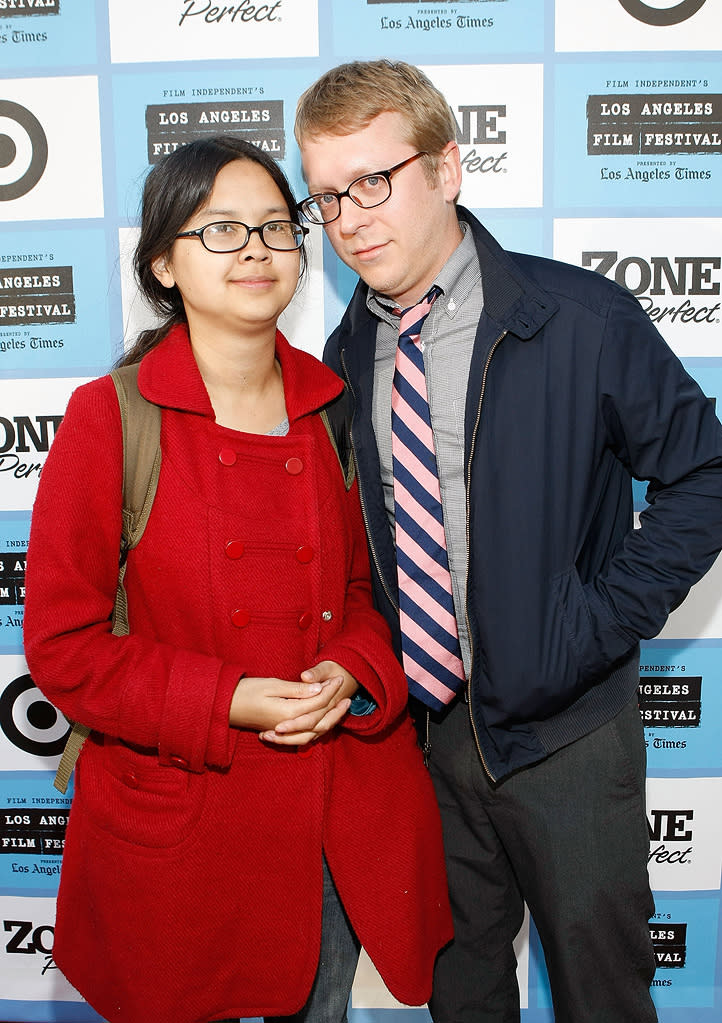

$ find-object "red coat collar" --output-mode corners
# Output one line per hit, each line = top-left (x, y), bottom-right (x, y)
(136, 324), (343, 425)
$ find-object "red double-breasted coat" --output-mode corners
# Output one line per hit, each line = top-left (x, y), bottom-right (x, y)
(23, 327), (452, 1023)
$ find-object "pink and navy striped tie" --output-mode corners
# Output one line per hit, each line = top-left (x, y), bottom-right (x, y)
(391, 285), (465, 711)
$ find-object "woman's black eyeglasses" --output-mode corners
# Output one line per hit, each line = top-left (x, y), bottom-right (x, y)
(175, 220), (308, 253)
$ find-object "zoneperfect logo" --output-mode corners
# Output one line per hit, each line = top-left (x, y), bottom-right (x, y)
(648, 807), (693, 866)
(3, 917), (57, 969)
(176, 0), (282, 27)
(587, 93), (721, 157)
(146, 99), (284, 162)
(582, 249), (720, 327)
(0, 265), (75, 326)
(649, 922), (687, 970)
(617, 0), (706, 26)
(0, 409), (62, 483)
(454, 102), (507, 176)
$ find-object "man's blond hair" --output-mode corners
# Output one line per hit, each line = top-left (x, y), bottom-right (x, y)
(295, 60), (457, 185)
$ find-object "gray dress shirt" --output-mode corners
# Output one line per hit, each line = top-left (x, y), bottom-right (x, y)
(368, 223), (483, 679)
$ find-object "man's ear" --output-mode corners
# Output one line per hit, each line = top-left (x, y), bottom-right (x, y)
(151, 253), (175, 289)
(439, 141), (462, 202)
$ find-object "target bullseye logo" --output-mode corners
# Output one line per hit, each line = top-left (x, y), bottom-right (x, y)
(618, 0), (707, 24)
(0, 99), (49, 202)
(0, 673), (69, 757)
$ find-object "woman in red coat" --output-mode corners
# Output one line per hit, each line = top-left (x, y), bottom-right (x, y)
(23, 136), (452, 1023)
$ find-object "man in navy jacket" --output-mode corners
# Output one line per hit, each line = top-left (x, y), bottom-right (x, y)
(296, 60), (722, 1022)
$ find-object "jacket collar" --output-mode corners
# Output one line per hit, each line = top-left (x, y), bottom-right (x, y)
(340, 205), (558, 344)
(460, 206), (558, 338)
(137, 323), (343, 424)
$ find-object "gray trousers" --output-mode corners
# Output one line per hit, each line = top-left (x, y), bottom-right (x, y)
(424, 697), (658, 1023)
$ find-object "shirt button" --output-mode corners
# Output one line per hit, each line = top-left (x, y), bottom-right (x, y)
(298, 611), (313, 630)
(219, 448), (237, 466)
(297, 745), (314, 759)
(122, 771), (139, 788)
(225, 540), (245, 559)
(285, 456), (303, 475)
(231, 608), (250, 628)
(295, 545), (314, 564)
(169, 756), (189, 770)
(322, 610), (333, 622)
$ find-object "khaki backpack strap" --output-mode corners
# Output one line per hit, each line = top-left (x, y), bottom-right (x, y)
(110, 364), (163, 636)
(320, 386), (355, 491)
(53, 722), (91, 795)
(53, 364), (162, 793)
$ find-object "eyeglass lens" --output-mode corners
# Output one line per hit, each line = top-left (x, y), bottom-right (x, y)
(303, 176), (391, 224)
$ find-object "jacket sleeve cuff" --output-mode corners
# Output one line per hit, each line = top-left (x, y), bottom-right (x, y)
(313, 639), (405, 734)
(157, 653), (240, 772)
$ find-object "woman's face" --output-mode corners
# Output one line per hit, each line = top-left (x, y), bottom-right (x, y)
(152, 158), (302, 340)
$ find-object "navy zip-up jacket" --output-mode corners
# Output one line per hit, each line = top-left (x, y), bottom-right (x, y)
(324, 207), (722, 781)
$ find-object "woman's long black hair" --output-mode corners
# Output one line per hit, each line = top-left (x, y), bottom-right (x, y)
(119, 135), (306, 367)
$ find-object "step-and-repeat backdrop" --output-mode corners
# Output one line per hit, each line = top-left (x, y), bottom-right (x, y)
(1, 1), (721, 1020)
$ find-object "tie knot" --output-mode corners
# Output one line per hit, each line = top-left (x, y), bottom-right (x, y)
(396, 285), (442, 319)
(397, 285), (442, 340)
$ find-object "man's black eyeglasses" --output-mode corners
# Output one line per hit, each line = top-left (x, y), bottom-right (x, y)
(298, 152), (428, 226)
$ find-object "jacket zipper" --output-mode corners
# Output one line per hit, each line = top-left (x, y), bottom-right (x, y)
(341, 332), (506, 778)
(340, 350), (399, 614)
(464, 330), (508, 784)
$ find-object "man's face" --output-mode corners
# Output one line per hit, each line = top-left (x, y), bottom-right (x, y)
(300, 111), (463, 309)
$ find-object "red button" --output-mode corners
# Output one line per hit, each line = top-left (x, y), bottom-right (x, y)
(285, 457), (303, 475)
(122, 771), (139, 788)
(296, 545), (314, 563)
(225, 540), (245, 559)
(169, 756), (189, 769)
(298, 611), (313, 630)
(219, 448), (237, 466)
(231, 608), (250, 628)
(297, 745), (314, 759)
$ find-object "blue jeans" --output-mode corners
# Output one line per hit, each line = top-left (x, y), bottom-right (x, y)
(425, 697), (658, 1023)
(264, 856), (360, 1023)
